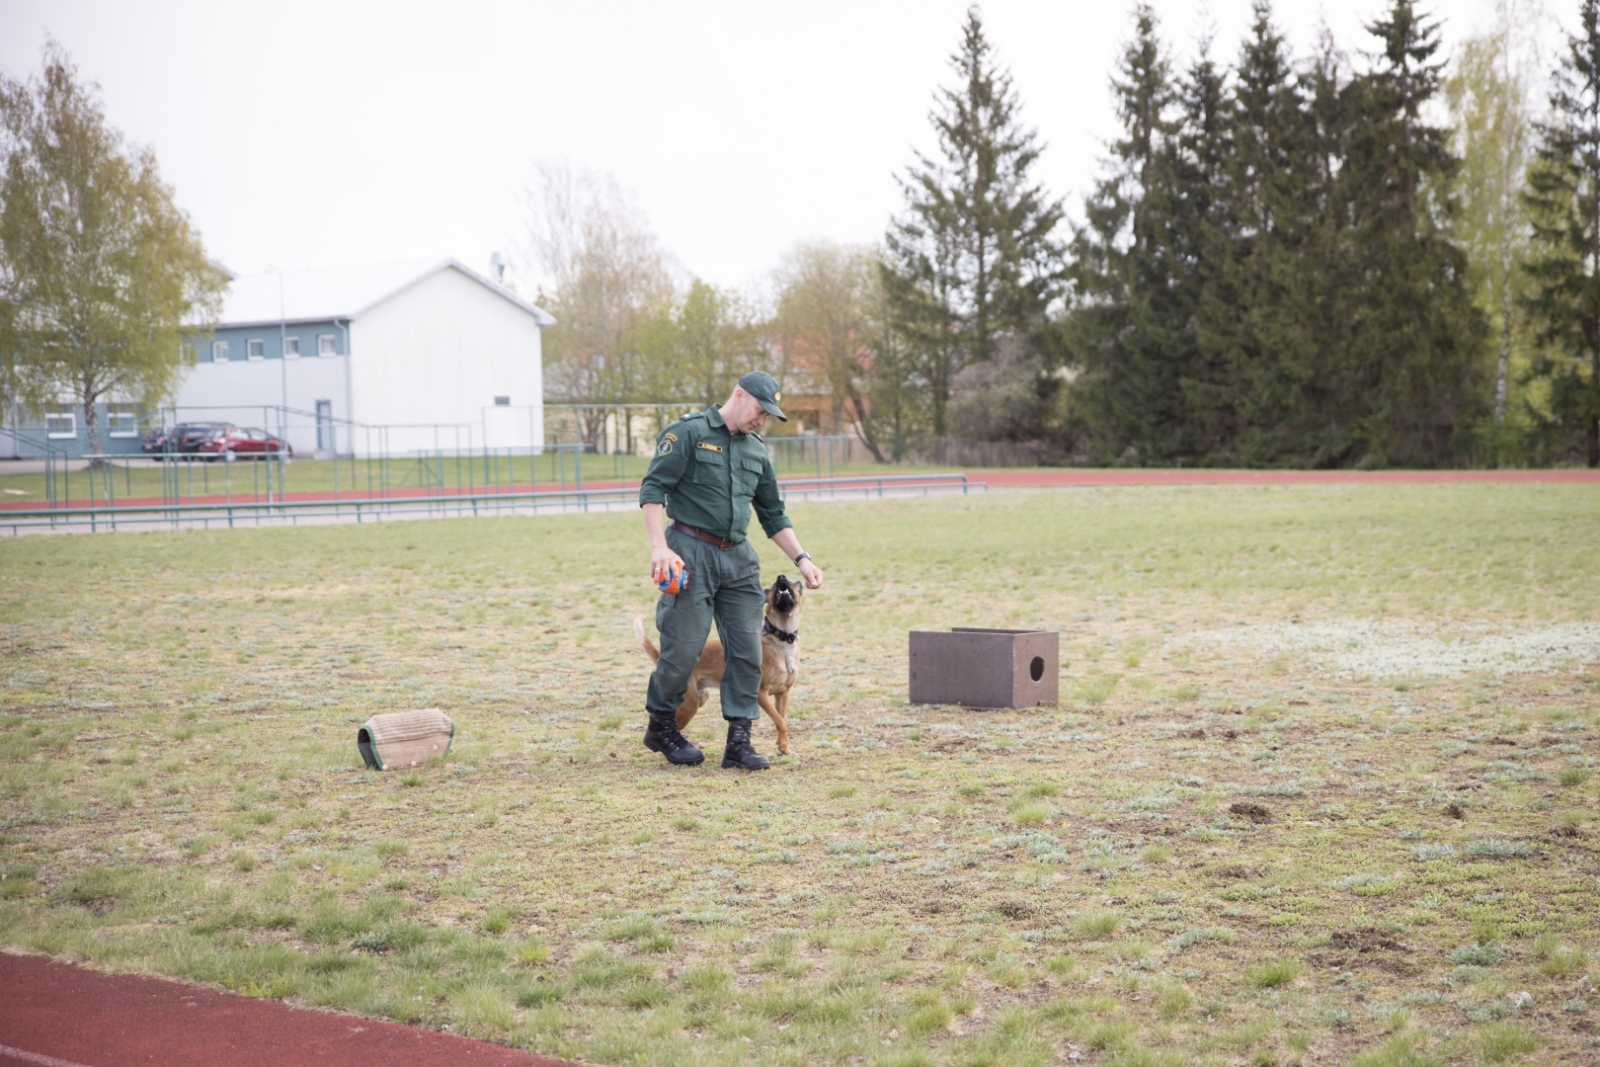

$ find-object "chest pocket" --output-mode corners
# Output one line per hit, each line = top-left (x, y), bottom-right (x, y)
(691, 448), (727, 486)
(734, 454), (765, 496)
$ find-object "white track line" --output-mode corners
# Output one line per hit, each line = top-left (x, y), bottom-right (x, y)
(0, 1044), (95, 1067)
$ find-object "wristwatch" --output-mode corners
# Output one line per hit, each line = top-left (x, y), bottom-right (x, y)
(792, 552), (811, 566)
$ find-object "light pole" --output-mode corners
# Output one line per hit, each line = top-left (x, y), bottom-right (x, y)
(267, 265), (287, 434)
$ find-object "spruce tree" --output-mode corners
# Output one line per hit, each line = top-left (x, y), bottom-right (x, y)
(885, 6), (1063, 437)
(1189, 0), (1319, 464)
(1336, 0), (1487, 465)
(1066, 5), (1187, 462)
(1522, 0), (1600, 467)
(1297, 32), (1366, 464)
(1162, 43), (1229, 461)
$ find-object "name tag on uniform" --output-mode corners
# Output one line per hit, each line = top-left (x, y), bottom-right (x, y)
(696, 442), (723, 453)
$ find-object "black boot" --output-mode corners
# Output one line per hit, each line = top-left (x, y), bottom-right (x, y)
(643, 711), (703, 766)
(721, 717), (770, 771)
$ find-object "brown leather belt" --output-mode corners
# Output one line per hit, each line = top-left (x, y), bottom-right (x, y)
(671, 520), (736, 550)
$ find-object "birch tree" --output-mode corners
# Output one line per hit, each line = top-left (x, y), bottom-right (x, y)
(771, 241), (888, 460)
(520, 161), (675, 449)
(674, 279), (760, 409)
(1448, 1), (1542, 436)
(0, 42), (224, 457)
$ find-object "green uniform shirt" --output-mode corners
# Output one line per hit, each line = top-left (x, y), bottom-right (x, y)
(638, 406), (791, 542)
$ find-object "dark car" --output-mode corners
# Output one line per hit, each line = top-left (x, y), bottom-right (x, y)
(175, 422), (233, 453)
(140, 426), (175, 454)
(194, 426), (294, 460)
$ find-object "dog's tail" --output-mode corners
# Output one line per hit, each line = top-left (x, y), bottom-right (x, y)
(633, 615), (660, 665)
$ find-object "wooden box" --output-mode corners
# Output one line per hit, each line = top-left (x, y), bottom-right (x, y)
(908, 628), (1059, 709)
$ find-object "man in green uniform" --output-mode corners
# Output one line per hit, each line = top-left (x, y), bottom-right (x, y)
(638, 371), (825, 770)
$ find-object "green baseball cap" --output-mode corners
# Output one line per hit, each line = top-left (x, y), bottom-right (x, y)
(738, 371), (788, 421)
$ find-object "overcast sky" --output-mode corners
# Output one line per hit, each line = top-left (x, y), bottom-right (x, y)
(0, 0), (1554, 297)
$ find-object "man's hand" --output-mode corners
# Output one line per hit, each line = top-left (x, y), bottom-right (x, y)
(641, 503), (684, 585)
(652, 544), (686, 585)
(771, 528), (823, 590)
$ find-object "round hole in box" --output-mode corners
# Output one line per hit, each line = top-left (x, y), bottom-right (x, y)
(1030, 656), (1044, 682)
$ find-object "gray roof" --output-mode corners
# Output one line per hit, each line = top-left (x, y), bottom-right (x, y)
(211, 259), (555, 328)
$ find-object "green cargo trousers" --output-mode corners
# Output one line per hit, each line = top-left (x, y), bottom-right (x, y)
(646, 526), (765, 722)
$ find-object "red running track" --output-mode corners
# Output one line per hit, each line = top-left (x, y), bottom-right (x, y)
(969, 468), (1600, 486)
(1, 467), (1595, 512)
(0, 953), (574, 1067)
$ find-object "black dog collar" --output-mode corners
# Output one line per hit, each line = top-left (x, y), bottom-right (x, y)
(763, 618), (798, 644)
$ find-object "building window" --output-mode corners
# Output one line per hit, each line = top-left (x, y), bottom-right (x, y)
(107, 403), (139, 438)
(247, 338), (265, 360)
(318, 334), (336, 356)
(494, 396), (511, 406)
(212, 340), (229, 362)
(45, 404), (77, 439)
(283, 336), (300, 359)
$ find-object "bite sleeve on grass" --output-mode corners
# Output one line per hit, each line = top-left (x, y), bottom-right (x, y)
(357, 709), (455, 771)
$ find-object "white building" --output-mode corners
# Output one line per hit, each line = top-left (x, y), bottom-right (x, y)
(173, 259), (553, 457)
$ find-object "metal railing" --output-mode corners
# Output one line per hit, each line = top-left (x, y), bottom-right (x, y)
(5, 404), (875, 512)
(0, 472), (982, 535)
(765, 435), (855, 479)
(770, 472), (982, 498)
(1, 427), (72, 506)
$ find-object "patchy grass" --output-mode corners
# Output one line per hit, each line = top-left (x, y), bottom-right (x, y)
(1073, 912), (1123, 940)
(1, 484), (1598, 1065)
(1475, 1022), (1543, 1063)
(1243, 958), (1302, 988)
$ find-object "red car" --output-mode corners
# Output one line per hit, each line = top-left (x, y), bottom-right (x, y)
(195, 426), (294, 460)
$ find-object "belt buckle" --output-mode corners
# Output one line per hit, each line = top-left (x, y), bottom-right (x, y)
(717, 535), (732, 551)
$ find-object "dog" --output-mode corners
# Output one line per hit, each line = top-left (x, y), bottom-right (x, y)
(633, 574), (805, 755)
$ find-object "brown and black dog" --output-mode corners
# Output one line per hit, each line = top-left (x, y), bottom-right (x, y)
(634, 574), (805, 755)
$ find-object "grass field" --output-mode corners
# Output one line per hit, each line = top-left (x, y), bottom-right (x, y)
(1, 484), (1597, 1066)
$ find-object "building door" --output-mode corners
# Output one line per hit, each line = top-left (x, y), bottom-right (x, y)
(316, 400), (333, 453)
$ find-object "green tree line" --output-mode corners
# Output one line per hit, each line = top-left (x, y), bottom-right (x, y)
(530, 0), (1596, 467)
(916, 0), (1599, 467)
(1056, 0), (1600, 468)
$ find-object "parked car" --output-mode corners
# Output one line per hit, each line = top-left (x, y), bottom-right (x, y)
(194, 426), (294, 460)
(140, 426), (175, 454)
(175, 422), (233, 453)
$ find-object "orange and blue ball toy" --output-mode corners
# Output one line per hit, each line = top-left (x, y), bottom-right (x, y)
(657, 564), (688, 595)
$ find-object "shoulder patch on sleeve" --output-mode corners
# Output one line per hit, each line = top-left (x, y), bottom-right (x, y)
(663, 432), (678, 443)
(658, 439), (673, 456)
